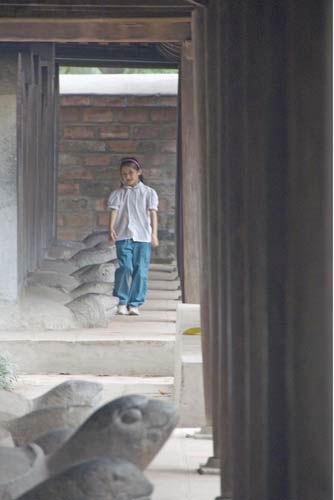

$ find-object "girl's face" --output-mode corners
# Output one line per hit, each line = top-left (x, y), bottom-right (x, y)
(120, 165), (142, 187)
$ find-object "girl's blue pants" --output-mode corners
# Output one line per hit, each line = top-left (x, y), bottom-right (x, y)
(114, 239), (151, 307)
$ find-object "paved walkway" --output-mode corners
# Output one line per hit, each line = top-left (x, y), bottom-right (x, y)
(11, 263), (221, 499)
(148, 429), (220, 500)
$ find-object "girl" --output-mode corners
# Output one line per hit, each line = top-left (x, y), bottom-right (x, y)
(108, 157), (159, 316)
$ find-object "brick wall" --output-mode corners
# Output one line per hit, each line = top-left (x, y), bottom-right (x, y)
(57, 94), (177, 261)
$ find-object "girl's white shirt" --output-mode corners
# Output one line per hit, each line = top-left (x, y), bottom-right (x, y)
(107, 181), (159, 243)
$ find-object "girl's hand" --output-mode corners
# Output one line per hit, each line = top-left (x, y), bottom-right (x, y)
(109, 228), (117, 243)
(151, 234), (159, 248)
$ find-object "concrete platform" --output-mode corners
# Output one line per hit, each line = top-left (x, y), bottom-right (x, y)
(13, 374), (174, 405)
(0, 268), (179, 377)
(147, 429), (220, 500)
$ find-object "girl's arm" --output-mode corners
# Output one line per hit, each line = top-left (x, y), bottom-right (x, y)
(150, 210), (159, 247)
(109, 209), (118, 242)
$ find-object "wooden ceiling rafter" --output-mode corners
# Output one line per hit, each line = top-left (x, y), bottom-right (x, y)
(0, 17), (191, 42)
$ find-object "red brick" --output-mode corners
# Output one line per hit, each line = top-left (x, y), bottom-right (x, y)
(157, 96), (178, 107)
(131, 126), (160, 139)
(95, 199), (108, 211)
(158, 198), (169, 212)
(151, 108), (177, 123)
(137, 142), (157, 153)
(64, 214), (93, 227)
(57, 214), (65, 227)
(61, 96), (91, 106)
(108, 140), (140, 153)
(83, 108), (114, 122)
(97, 213), (109, 226)
(59, 169), (94, 181)
(161, 124), (177, 139)
(117, 108), (149, 123)
(160, 140), (177, 153)
(90, 96), (127, 107)
(63, 140), (106, 153)
(59, 107), (82, 122)
(98, 125), (129, 139)
(57, 183), (80, 195)
(57, 229), (80, 241)
(127, 96), (157, 107)
(63, 126), (95, 139)
(147, 154), (172, 167)
(82, 154), (111, 167)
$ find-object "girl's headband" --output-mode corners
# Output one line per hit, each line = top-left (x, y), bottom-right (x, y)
(119, 157), (141, 170)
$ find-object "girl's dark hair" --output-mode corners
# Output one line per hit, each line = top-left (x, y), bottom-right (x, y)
(119, 157), (144, 183)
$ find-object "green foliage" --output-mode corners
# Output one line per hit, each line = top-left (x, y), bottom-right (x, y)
(0, 353), (17, 390)
(59, 66), (178, 75)
(59, 67), (103, 74)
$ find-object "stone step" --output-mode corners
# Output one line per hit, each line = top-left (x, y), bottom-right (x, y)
(146, 289), (182, 300)
(141, 299), (181, 312)
(149, 263), (177, 272)
(12, 374), (174, 405)
(148, 270), (179, 281)
(148, 280), (180, 291)
(0, 329), (175, 377)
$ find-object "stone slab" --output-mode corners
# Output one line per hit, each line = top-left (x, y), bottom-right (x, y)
(147, 429), (220, 500)
(148, 280), (180, 291)
(0, 334), (175, 376)
(13, 374), (174, 406)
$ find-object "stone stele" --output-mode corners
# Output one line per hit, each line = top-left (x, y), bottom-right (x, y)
(32, 379), (103, 411)
(2, 405), (93, 446)
(0, 380), (103, 418)
(16, 457), (153, 500)
(48, 394), (178, 474)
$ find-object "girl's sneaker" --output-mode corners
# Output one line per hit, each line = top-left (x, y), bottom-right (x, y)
(118, 305), (128, 315)
(128, 306), (140, 316)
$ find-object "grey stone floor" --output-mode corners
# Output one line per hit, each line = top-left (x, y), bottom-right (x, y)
(147, 429), (220, 500)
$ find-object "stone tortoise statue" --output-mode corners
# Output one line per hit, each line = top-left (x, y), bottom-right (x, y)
(0, 394), (178, 499)
(16, 457), (153, 500)
(0, 379), (103, 419)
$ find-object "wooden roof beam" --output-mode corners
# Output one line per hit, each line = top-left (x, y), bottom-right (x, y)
(183, 0), (208, 7)
(0, 17), (191, 43)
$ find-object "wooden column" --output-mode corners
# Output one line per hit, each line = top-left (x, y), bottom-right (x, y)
(180, 40), (201, 304)
(193, 0), (332, 499)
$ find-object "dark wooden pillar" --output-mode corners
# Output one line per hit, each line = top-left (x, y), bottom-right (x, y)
(179, 41), (201, 304)
(192, 0), (332, 499)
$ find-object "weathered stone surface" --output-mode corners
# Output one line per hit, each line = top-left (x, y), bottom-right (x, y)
(2, 405), (93, 446)
(83, 230), (109, 248)
(70, 281), (114, 299)
(37, 259), (77, 275)
(49, 395), (178, 474)
(72, 263), (116, 284)
(70, 245), (117, 268)
(0, 390), (30, 418)
(46, 240), (86, 260)
(0, 444), (48, 500)
(24, 284), (70, 305)
(66, 294), (118, 328)
(0, 428), (14, 447)
(33, 428), (73, 455)
(17, 458), (153, 500)
(26, 271), (79, 292)
(33, 380), (103, 410)
(20, 287), (76, 330)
